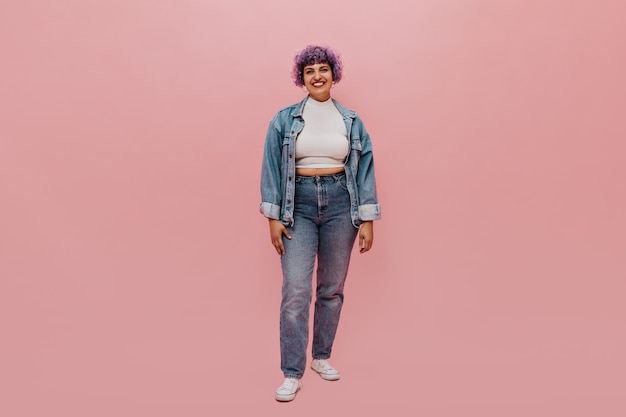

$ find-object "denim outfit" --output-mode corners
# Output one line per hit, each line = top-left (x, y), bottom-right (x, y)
(260, 96), (381, 228)
(260, 96), (381, 379)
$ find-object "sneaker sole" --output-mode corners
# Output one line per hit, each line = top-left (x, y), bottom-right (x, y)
(311, 366), (341, 381)
(275, 383), (301, 402)
(317, 373), (340, 381)
(275, 393), (297, 402)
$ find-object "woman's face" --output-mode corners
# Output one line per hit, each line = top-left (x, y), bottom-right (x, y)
(302, 63), (333, 101)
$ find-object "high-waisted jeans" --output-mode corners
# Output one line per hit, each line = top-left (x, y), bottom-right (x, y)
(280, 173), (358, 379)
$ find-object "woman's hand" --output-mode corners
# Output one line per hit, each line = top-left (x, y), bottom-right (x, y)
(268, 219), (291, 255)
(359, 221), (374, 253)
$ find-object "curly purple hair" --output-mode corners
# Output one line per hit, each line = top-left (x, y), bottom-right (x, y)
(291, 45), (343, 87)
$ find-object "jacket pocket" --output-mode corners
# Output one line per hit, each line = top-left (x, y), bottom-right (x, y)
(350, 139), (362, 151)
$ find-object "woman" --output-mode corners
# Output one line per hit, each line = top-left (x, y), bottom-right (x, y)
(260, 45), (381, 402)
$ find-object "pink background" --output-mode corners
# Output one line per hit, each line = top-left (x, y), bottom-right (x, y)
(1, 1), (625, 415)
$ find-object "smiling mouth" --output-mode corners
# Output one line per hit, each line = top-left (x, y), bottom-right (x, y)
(312, 82), (325, 87)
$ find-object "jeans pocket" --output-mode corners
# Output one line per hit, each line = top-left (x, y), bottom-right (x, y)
(335, 174), (349, 191)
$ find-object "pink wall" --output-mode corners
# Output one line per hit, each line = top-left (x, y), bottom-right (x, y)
(2, 1), (625, 415)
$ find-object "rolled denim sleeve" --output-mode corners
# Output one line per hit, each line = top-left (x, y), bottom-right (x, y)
(259, 116), (283, 220)
(355, 120), (382, 221)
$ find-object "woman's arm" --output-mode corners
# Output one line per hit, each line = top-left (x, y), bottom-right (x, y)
(268, 218), (291, 255)
(355, 117), (381, 222)
(359, 221), (374, 253)
(260, 116), (284, 220)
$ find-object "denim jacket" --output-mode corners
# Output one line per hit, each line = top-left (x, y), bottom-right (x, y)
(260, 96), (381, 228)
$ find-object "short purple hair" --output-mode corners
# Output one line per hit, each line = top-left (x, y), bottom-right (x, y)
(291, 45), (343, 87)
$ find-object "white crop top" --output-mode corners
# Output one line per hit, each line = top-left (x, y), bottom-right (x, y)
(295, 97), (349, 168)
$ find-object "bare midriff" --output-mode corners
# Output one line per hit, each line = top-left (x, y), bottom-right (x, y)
(296, 167), (345, 177)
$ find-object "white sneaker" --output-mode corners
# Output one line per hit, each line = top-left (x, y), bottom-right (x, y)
(275, 377), (302, 402)
(310, 359), (341, 381)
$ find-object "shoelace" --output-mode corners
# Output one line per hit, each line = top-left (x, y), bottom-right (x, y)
(315, 360), (333, 372)
(280, 379), (298, 391)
